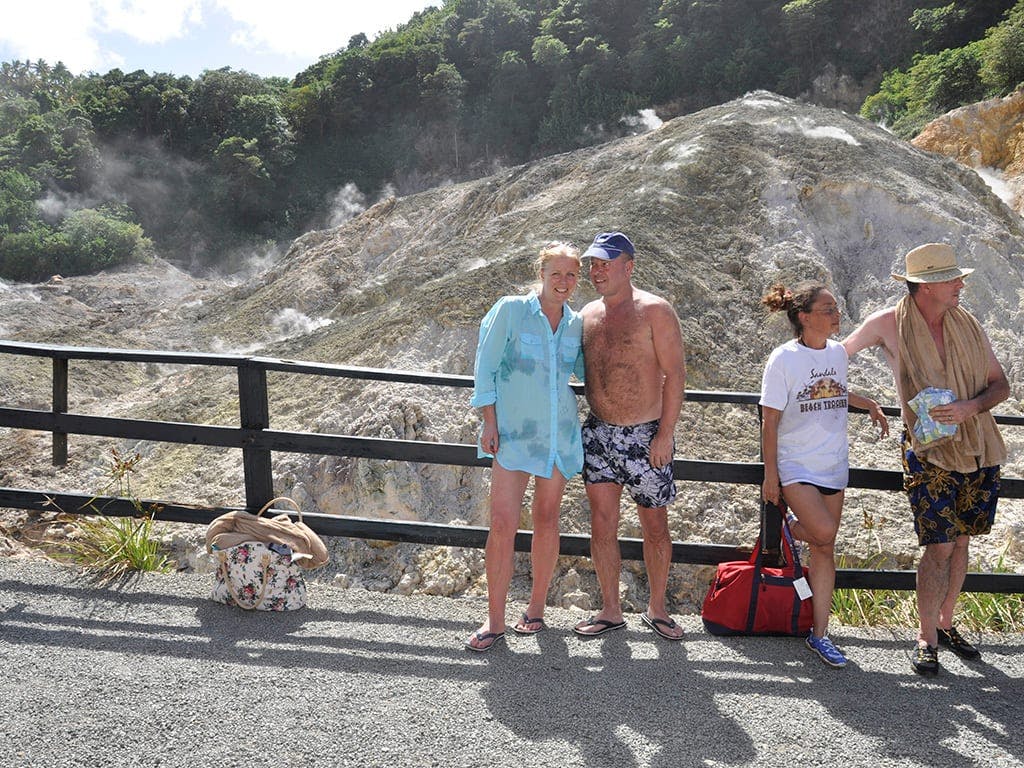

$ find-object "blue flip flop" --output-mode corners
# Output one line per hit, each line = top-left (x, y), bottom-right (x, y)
(465, 630), (505, 652)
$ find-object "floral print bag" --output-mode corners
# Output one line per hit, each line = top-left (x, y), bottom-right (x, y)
(210, 540), (308, 611)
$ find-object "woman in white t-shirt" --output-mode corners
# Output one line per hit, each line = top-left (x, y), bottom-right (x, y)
(760, 282), (888, 668)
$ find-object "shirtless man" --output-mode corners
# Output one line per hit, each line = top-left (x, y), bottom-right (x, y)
(572, 232), (687, 641)
(843, 242), (1008, 675)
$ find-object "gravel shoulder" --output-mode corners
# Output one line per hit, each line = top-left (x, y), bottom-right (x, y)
(1, 555), (1022, 768)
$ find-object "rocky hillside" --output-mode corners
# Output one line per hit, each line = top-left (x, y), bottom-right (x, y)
(2, 92), (1023, 613)
(913, 88), (1024, 218)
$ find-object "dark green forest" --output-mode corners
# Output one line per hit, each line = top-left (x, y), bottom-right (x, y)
(2, 0), (1023, 281)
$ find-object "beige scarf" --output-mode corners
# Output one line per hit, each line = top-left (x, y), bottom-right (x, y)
(205, 504), (329, 570)
(896, 295), (1006, 472)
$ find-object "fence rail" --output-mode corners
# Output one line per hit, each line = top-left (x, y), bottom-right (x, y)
(2, 339), (1022, 593)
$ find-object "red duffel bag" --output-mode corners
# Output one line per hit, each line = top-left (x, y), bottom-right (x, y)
(701, 505), (813, 636)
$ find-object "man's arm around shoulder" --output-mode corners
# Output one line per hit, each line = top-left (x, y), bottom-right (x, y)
(843, 307), (897, 358)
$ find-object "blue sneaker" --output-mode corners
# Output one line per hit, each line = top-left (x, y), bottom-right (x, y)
(806, 632), (848, 668)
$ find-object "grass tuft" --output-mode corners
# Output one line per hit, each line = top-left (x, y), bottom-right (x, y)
(59, 449), (173, 581)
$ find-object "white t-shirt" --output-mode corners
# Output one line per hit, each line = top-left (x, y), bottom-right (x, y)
(759, 338), (849, 489)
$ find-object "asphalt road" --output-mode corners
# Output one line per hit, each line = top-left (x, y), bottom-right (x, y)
(1, 556), (1022, 768)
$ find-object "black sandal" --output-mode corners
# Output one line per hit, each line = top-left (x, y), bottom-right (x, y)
(912, 644), (939, 676)
(937, 626), (980, 660)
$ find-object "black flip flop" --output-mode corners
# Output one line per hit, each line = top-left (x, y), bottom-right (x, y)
(641, 612), (683, 641)
(512, 613), (547, 635)
(465, 630), (505, 652)
(573, 617), (627, 636)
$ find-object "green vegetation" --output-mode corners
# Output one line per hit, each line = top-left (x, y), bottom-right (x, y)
(2, 1), (1022, 278)
(61, 449), (174, 581)
(831, 504), (1023, 632)
(862, 0), (1024, 136)
(832, 551), (1024, 632)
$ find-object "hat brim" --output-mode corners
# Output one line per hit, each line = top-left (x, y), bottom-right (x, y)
(891, 266), (974, 283)
(583, 246), (624, 260)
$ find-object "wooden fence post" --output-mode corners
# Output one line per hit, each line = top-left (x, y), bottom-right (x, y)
(238, 362), (273, 512)
(52, 357), (68, 466)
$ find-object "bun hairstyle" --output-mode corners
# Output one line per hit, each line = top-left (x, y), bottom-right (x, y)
(762, 281), (828, 337)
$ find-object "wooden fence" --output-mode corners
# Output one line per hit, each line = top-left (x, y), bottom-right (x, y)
(1, 339), (1022, 593)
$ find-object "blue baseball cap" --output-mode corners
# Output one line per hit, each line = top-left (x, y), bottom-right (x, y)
(583, 232), (635, 260)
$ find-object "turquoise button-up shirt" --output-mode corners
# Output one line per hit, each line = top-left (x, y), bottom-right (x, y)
(471, 293), (585, 479)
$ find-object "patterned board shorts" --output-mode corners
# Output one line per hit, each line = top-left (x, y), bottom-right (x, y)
(901, 429), (1000, 546)
(582, 414), (676, 509)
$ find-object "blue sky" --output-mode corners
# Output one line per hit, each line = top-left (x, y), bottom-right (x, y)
(0, 1), (439, 79)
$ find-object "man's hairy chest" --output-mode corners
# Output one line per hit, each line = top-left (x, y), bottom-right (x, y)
(584, 317), (654, 371)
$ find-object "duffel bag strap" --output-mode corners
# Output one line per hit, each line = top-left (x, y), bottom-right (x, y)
(780, 515), (806, 578)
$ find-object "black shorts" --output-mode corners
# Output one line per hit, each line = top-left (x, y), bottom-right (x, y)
(797, 482), (841, 496)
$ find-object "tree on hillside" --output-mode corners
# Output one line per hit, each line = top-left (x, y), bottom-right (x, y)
(212, 136), (275, 230)
(0, 204), (151, 281)
(188, 68), (268, 149)
(862, 43), (987, 136)
(158, 85), (192, 149)
(420, 62), (466, 167)
(56, 206), (153, 274)
(0, 169), (40, 235)
(861, 0), (1022, 136)
(781, 0), (834, 89)
(980, 0), (1024, 91)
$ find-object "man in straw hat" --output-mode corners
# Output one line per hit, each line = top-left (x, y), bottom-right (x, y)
(843, 242), (1008, 676)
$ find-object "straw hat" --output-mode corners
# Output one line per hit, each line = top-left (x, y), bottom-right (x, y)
(892, 243), (974, 283)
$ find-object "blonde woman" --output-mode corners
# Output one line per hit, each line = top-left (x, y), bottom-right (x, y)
(466, 242), (585, 651)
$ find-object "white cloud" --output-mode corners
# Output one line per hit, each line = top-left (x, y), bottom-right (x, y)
(98, 0), (204, 45)
(0, 1), (103, 71)
(214, 0), (436, 58)
(0, 0), (202, 72)
(0, 0), (438, 75)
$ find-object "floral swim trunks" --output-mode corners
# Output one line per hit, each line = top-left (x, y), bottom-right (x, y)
(901, 429), (1000, 546)
(582, 414), (676, 509)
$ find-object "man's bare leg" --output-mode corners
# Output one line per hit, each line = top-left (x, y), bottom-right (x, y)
(917, 541), (955, 648)
(638, 505), (682, 639)
(575, 482), (624, 634)
(937, 536), (969, 630)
